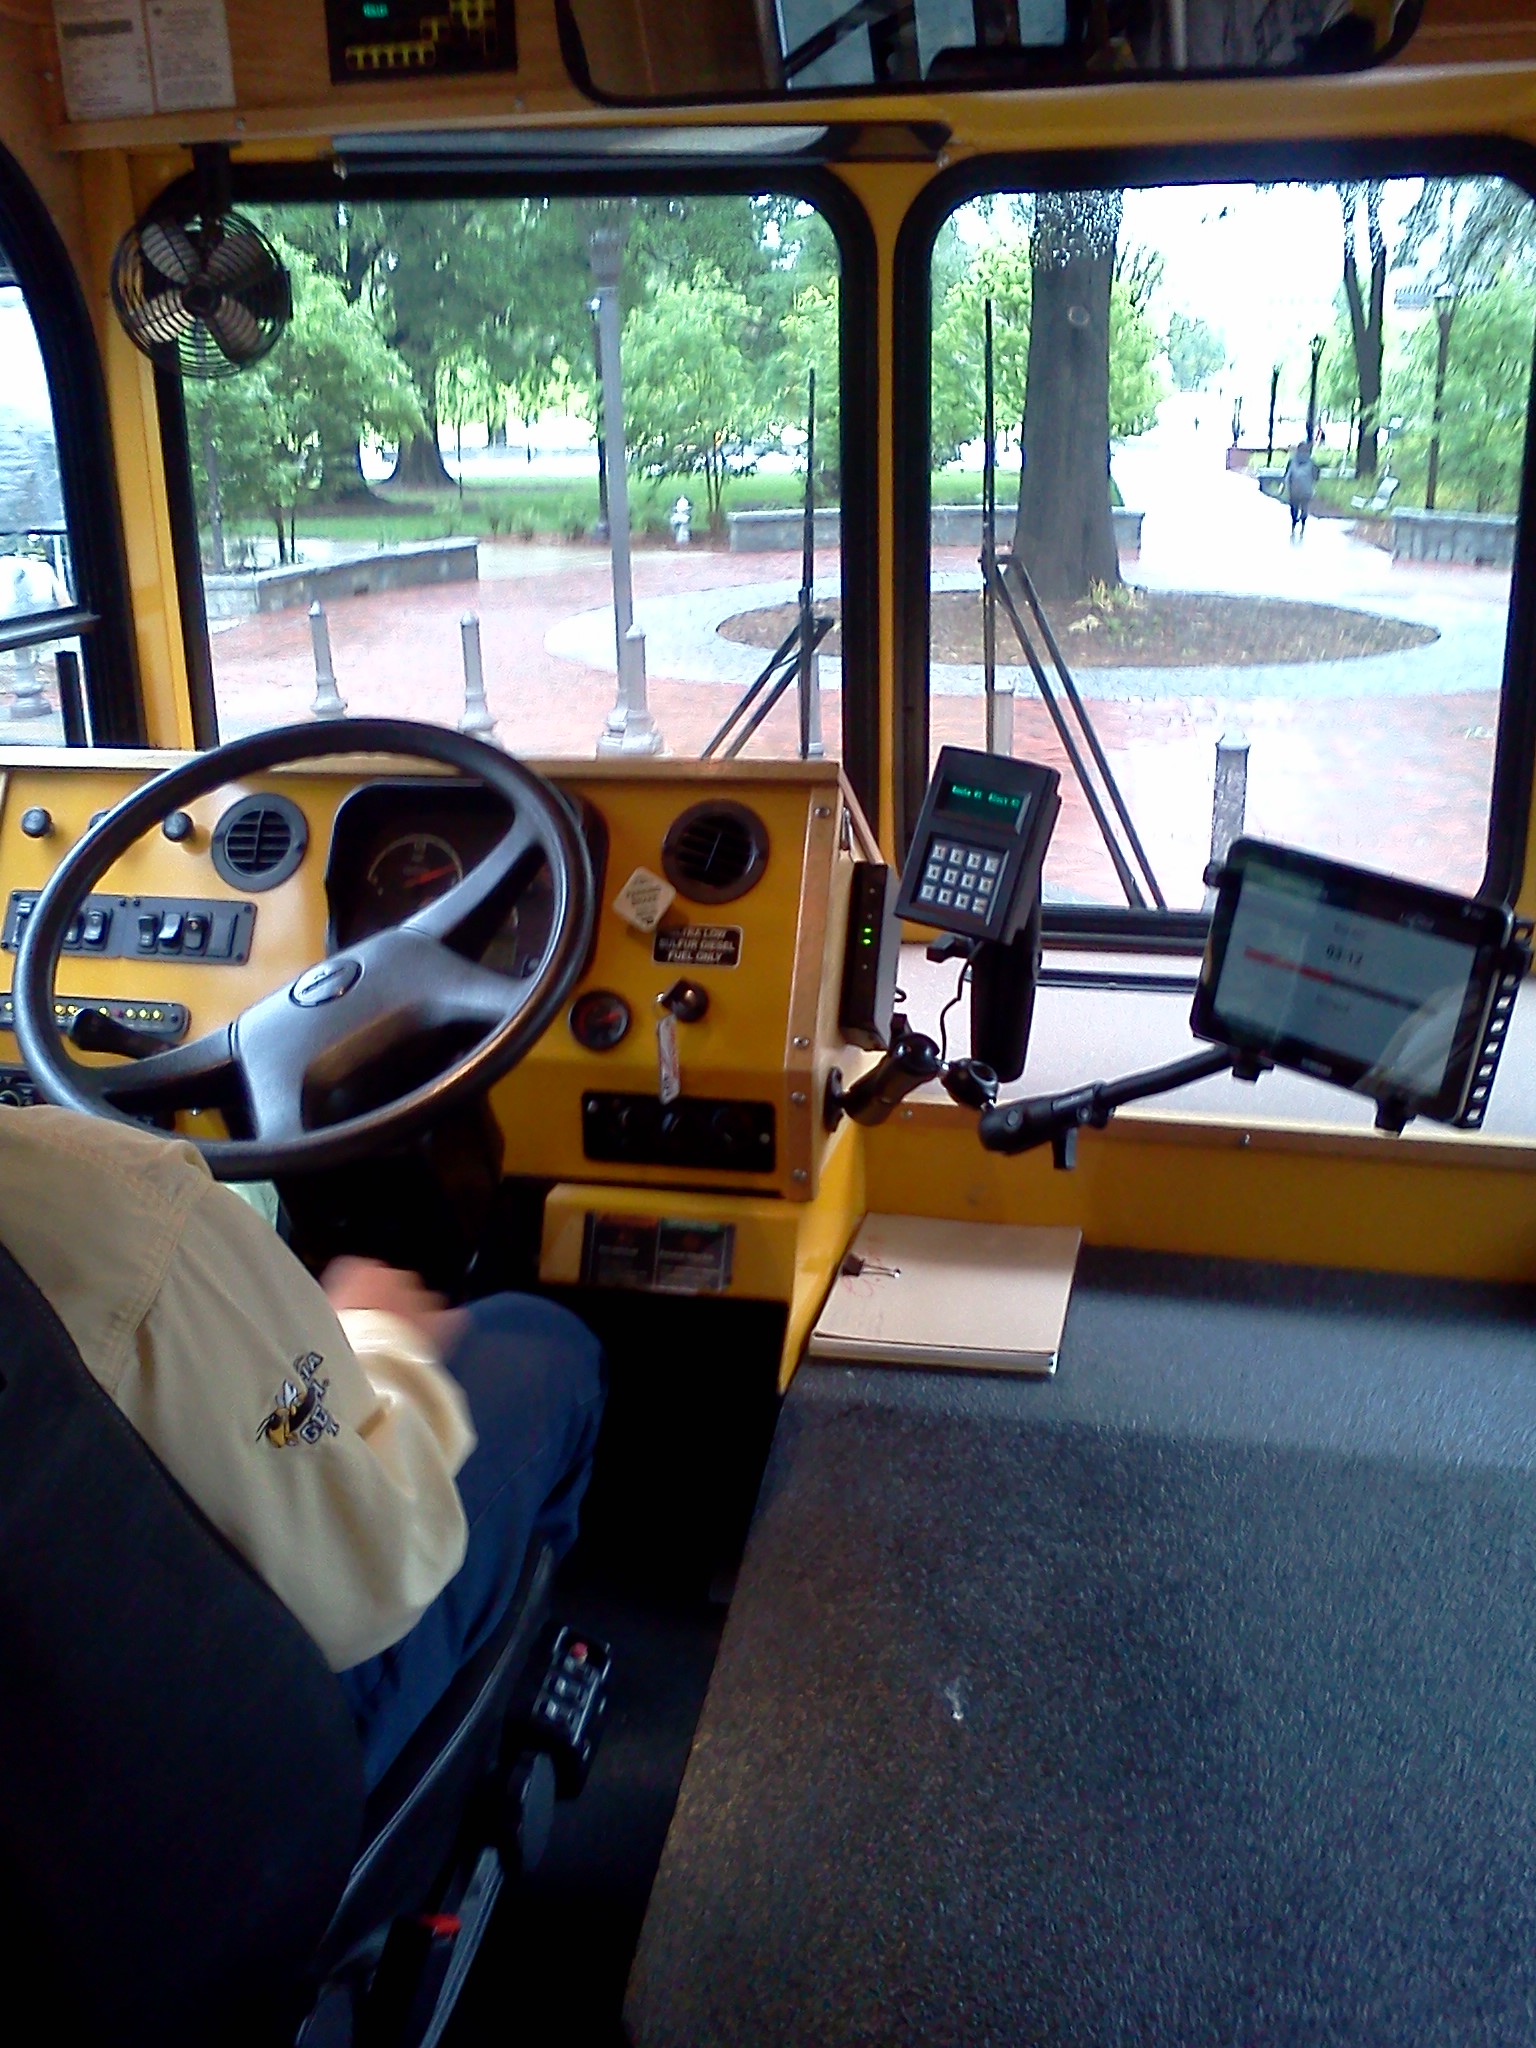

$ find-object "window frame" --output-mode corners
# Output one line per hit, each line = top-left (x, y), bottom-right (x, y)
(893, 135), (1536, 950)
(159, 155), (881, 824)
(0, 140), (143, 746)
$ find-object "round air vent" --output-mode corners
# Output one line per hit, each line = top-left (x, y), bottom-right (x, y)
(660, 800), (770, 905)
(210, 792), (307, 891)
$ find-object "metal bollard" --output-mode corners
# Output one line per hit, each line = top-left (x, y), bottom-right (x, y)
(308, 602), (346, 720)
(1205, 729), (1249, 905)
(459, 613), (496, 739)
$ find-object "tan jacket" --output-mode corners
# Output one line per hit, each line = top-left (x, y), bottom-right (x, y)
(0, 1106), (474, 1670)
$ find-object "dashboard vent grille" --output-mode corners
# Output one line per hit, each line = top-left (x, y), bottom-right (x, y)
(661, 801), (769, 904)
(211, 793), (307, 892)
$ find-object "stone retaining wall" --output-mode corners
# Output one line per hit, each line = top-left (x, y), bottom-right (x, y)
(205, 538), (479, 619)
(728, 505), (1144, 552)
(1389, 509), (1516, 568)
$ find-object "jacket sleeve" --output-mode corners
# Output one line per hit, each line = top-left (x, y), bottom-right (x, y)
(113, 1178), (474, 1671)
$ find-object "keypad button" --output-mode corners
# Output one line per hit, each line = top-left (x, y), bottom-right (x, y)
(918, 884), (936, 903)
(983, 854), (1002, 875)
(943, 868), (959, 886)
(955, 892), (973, 913)
(936, 888), (954, 906)
(966, 850), (983, 869)
(977, 874), (994, 895)
(930, 840), (949, 862)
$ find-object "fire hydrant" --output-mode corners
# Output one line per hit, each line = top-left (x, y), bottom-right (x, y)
(669, 496), (692, 547)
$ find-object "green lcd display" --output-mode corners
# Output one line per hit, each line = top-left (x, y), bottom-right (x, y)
(937, 774), (1028, 828)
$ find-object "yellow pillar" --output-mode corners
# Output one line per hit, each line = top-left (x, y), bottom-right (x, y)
(78, 149), (195, 751)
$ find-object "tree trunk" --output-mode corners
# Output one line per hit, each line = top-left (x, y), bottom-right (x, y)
(1010, 190), (1122, 602)
(1340, 182), (1386, 483)
(389, 422), (454, 491)
(315, 430), (376, 504)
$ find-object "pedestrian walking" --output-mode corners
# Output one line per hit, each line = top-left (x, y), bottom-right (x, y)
(1283, 439), (1319, 539)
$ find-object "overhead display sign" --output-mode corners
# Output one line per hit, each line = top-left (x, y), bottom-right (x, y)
(324, 0), (518, 82)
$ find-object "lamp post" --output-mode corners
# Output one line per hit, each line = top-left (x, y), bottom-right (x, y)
(1266, 363), (1280, 465)
(588, 225), (662, 757)
(1306, 334), (1326, 445)
(587, 294), (609, 543)
(1426, 286), (1458, 513)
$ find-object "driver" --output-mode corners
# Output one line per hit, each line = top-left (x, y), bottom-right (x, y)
(0, 1101), (604, 1790)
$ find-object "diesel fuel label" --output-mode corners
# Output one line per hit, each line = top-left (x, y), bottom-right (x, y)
(652, 925), (743, 969)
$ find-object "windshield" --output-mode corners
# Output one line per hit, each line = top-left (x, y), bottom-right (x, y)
(922, 174), (1536, 914)
(186, 191), (845, 766)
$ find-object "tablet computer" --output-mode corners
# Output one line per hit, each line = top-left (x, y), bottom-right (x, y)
(1192, 840), (1518, 1126)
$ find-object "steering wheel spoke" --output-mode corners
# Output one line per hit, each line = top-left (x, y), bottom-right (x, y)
(83, 1023), (238, 1109)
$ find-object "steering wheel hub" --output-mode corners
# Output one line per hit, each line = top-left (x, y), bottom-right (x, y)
(292, 958), (363, 1007)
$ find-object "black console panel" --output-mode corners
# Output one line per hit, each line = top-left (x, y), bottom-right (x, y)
(0, 993), (188, 1041)
(582, 1093), (776, 1173)
(4, 891), (255, 964)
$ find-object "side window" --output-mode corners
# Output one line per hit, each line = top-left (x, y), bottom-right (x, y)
(184, 191), (849, 769)
(923, 174), (1536, 920)
(0, 247), (84, 744)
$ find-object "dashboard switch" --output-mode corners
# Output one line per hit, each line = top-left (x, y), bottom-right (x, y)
(182, 914), (208, 954)
(157, 912), (184, 951)
(81, 909), (109, 948)
(137, 914), (158, 952)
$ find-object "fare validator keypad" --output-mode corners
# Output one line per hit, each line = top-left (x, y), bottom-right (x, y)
(916, 838), (1005, 922)
(895, 747), (1062, 945)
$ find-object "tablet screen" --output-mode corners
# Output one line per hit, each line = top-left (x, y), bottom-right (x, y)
(1193, 842), (1512, 1120)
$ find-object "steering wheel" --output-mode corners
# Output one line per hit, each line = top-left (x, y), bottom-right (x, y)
(13, 719), (596, 1180)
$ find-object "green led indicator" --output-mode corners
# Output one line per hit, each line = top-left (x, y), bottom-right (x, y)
(861, 927), (874, 944)
(361, 2), (389, 16)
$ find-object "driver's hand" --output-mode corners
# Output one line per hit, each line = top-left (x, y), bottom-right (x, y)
(321, 1256), (468, 1353)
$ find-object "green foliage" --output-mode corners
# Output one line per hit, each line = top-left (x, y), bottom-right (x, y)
(620, 266), (774, 529)
(186, 248), (421, 560)
(1386, 274), (1536, 513)
(929, 237), (1163, 464)
(1165, 310), (1225, 393)
(1109, 284), (1166, 437)
(930, 240), (1032, 466)
(777, 277), (840, 487)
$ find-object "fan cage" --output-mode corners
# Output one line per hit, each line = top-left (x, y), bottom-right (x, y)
(109, 207), (292, 381)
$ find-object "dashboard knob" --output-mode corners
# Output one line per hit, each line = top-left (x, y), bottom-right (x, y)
(19, 807), (51, 839)
(162, 810), (195, 843)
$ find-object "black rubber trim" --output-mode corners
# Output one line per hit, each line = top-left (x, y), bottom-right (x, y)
(893, 133), (1536, 934)
(155, 366), (220, 750)
(153, 155), (882, 832)
(0, 139), (143, 744)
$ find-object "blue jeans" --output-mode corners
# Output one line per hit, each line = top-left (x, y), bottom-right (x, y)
(337, 1293), (604, 1790)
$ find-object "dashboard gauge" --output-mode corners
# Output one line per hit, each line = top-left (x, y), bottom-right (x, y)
(364, 833), (465, 925)
(569, 988), (632, 1051)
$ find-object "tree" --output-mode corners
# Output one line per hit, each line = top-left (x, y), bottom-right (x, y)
(1385, 270), (1536, 514)
(621, 266), (769, 530)
(1165, 309), (1226, 392)
(1012, 189), (1125, 601)
(185, 250), (420, 562)
(777, 277), (841, 487)
(1333, 179), (1388, 482)
(930, 239), (1032, 466)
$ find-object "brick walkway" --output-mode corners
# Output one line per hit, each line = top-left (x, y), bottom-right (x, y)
(198, 520), (1508, 909)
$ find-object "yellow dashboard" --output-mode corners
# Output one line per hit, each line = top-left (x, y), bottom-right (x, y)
(0, 748), (879, 1208)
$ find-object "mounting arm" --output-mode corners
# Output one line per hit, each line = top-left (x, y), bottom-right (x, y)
(976, 1046), (1258, 1168)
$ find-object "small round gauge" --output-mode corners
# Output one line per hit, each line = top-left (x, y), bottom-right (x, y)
(364, 833), (465, 922)
(569, 989), (632, 1052)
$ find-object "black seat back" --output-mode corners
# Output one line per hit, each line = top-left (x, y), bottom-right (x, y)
(0, 1240), (366, 2045)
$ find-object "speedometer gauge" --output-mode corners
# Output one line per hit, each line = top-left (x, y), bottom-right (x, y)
(365, 833), (465, 922)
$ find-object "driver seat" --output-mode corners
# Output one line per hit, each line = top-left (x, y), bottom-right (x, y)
(0, 1234), (555, 2046)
